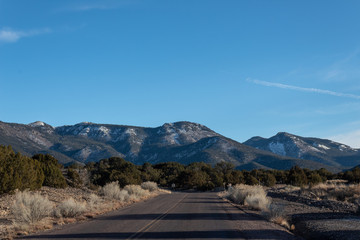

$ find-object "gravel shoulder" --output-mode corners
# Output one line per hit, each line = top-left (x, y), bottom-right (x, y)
(267, 185), (360, 240)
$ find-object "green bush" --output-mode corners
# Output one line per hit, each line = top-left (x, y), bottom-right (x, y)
(32, 154), (67, 188)
(87, 157), (142, 187)
(287, 166), (308, 186)
(67, 168), (83, 187)
(0, 145), (44, 193)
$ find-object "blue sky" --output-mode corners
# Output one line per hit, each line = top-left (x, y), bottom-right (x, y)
(1, 0), (360, 147)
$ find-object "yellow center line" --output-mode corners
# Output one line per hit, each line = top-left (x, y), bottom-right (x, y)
(126, 193), (189, 240)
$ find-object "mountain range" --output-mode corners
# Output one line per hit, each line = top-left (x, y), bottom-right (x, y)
(244, 132), (360, 169)
(0, 120), (359, 172)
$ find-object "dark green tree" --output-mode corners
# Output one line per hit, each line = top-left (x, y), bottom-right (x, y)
(287, 166), (308, 186)
(32, 154), (67, 188)
(0, 145), (44, 193)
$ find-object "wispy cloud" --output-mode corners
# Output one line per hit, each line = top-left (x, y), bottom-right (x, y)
(330, 130), (360, 148)
(320, 48), (360, 82)
(248, 78), (360, 100)
(0, 28), (51, 43)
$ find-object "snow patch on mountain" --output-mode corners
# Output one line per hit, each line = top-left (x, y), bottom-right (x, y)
(27, 133), (52, 148)
(313, 143), (330, 150)
(219, 140), (235, 154)
(28, 121), (54, 134)
(125, 128), (136, 136)
(269, 142), (286, 156)
(28, 121), (46, 127)
(339, 144), (350, 151)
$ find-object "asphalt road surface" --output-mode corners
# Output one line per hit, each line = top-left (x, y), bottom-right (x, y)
(20, 192), (301, 240)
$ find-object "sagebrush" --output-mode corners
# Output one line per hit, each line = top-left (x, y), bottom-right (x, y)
(226, 184), (270, 211)
(55, 198), (86, 218)
(11, 191), (53, 224)
(102, 182), (130, 201)
(124, 185), (150, 200)
(306, 182), (360, 203)
(141, 181), (158, 192)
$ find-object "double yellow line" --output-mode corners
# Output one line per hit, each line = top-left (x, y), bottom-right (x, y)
(126, 193), (189, 240)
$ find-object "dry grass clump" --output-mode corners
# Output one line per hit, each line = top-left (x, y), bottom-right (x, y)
(306, 182), (360, 203)
(101, 182), (130, 201)
(284, 185), (301, 192)
(226, 184), (271, 211)
(101, 181), (122, 199)
(101, 182), (155, 201)
(244, 193), (271, 211)
(11, 191), (53, 224)
(141, 181), (159, 192)
(124, 185), (150, 200)
(263, 203), (292, 230)
(88, 193), (103, 209)
(55, 198), (87, 218)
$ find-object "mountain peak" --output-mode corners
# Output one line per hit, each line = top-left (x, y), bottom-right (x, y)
(275, 132), (295, 138)
(29, 121), (46, 127)
(28, 121), (53, 129)
(77, 122), (94, 125)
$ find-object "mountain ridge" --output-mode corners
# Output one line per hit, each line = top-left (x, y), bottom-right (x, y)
(0, 120), (355, 172)
(243, 132), (360, 169)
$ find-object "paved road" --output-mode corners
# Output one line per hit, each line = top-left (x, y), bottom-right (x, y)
(21, 192), (300, 240)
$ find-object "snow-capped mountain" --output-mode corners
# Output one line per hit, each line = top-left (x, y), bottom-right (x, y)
(243, 132), (360, 168)
(0, 120), (352, 172)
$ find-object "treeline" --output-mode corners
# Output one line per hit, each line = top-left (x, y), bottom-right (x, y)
(0, 146), (67, 194)
(86, 157), (360, 190)
(2, 144), (360, 194)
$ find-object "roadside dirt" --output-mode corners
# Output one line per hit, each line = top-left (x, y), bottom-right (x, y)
(267, 185), (360, 240)
(0, 186), (166, 239)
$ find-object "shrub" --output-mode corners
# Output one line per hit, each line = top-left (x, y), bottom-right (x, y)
(226, 184), (270, 211)
(244, 193), (270, 211)
(11, 191), (53, 224)
(0, 146), (44, 194)
(67, 168), (83, 188)
(141, 181), (158, 192)
(55, 198), (86, 218)
(288, 166), (308, 186)
(124, 185), (149, 199)
(88, 193), (103, 208)
(102, 181), (121, 199)
(88, 157), (142, 187)
(32, 154), (67, 188)
(308, 182), (360, 202)
(264, 203), (291, 229)
(102, 181), (130, 201)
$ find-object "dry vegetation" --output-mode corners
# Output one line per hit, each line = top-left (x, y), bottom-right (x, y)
(303, 181), (360, 204)
(223, 184), (291, 229)
(225, 184), (270, 211)
(0, 181), (168, 239)
(223, 181), (360, 238)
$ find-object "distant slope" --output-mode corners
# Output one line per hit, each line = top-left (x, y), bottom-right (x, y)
(0, 121), (344, 172)
(244, 132), (360, 169)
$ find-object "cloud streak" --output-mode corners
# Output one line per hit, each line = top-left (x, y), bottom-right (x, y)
(0, 28), (51, 43)
(248, 78), (360, 100)
(330, 130), (360, 148)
